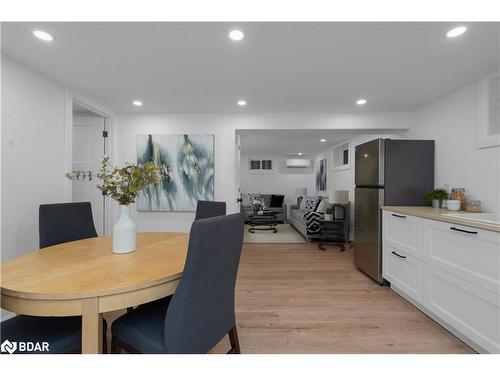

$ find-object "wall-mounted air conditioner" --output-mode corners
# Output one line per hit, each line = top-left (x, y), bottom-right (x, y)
(286, 159), (311, 168)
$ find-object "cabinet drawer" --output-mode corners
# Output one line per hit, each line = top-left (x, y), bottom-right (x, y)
(423, 220), (500, 295)
(383, 211), (422, 259)
(383, 244), (424, 303)
(424, 263), (500, 353)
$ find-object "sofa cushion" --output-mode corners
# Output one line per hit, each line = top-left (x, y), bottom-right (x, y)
(242, 193), (262, 208)
(303, 196), (321, 212)
(316, 198), (329, 213)
(269, 194), (284, 207)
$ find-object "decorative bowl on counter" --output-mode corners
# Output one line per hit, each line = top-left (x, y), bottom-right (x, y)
(446, 200), (461, 211)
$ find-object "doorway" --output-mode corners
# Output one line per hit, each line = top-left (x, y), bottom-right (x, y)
(71, 100), (110, 236)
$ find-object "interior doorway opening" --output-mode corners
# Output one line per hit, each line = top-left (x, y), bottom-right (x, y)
(71, 100), (109, 236)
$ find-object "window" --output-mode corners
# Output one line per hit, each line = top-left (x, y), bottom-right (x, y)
(332, 141), (350, 170)
(477, 72), (500, 148)
(248, 158), (275, 173)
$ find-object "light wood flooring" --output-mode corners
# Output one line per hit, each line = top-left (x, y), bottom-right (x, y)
(106, 242), (475, 354)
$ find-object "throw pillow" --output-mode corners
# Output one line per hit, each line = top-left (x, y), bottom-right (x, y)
(269, 194), (285, 207)
(316, 198), (329, 213)
(242, 193), (262, 208)
(303, 196), (321, 212)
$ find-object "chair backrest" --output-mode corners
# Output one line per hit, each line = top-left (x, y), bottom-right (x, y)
(39, 202), (98, 248)
(164, 213), (245, 353)
(194, 200), (226, 220)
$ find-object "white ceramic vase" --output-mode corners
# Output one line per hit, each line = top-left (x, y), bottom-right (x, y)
(112, 205), (136, 254)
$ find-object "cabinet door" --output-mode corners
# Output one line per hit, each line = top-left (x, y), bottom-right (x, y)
(424, 263), (500, 353)
(383, 244), (424, 303)
(423, 220), (500, 295)
(383, 211), (422, 259)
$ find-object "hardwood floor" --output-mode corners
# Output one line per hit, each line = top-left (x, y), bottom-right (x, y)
(212, 242), (475, 354)
(105, 242), (475, 354)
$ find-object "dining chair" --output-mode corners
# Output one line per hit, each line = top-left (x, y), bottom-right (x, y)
(110, 213), (245, 354)
(0, 202), (106, 354)
(39, 202), (98, 248)
(194, 200), (226, 220)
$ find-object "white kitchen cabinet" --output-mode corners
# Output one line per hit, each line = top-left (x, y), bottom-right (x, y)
(423, 220), (500, 295)
(424, 263), (500, 353)
(382, 208), (500, 353)
(382, 211), (423, 259)
(383, 244), (424, 303)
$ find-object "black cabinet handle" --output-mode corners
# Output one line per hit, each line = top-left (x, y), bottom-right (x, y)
(450, 227), (478, 235)
(391, 213), (406, 219)
(392, 251), (406, 259)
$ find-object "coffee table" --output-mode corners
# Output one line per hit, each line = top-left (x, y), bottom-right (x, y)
(248, 211), (278, 233)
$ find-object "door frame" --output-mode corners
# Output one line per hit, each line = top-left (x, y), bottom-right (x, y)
(64, 89), (115, 234)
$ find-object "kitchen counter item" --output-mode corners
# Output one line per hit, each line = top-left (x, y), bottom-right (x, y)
(449, 188), (466, 210)
(446, 200), (461, 211)
(466, 200), (482, 212)
(381, 206), (500, 232)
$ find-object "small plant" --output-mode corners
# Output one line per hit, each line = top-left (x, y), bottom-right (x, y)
(97, 157), (162, 205)
(424, 188), (449, 202)
(325, 207), (334, 215)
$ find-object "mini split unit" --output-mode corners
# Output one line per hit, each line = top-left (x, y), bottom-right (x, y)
(285, 159), (311, 168)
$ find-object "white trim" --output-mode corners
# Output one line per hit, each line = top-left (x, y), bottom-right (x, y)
(1, 311), (16, 322)
(64, 89), (116, 234)
(476, 71), (500, 149)
(332, 140), (351, 171)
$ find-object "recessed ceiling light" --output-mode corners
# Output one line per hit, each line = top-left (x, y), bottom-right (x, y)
(356, 99), (367, 105)
(229, 30), (244, 41)
(33, 30), (54, 42)
(320, 139), (326, 143)
(132, 100), (143, 107)
(446, 26), (467, 38)
(237, 100), (247, 106)
(298, 153), (303, 156)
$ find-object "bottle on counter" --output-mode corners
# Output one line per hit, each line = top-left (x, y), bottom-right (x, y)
(449, 188), (466, 210)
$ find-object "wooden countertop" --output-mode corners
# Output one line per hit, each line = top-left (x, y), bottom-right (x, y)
(381, 206), (500, 233)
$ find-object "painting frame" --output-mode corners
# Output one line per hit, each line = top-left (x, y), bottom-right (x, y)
(137, 134), (215, 212)
(316, 158), (327, 191)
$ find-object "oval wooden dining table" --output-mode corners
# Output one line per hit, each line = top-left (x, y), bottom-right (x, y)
(0, 232), (189, 354)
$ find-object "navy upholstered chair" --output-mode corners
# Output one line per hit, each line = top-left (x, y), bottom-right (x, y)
(39, 202), (98, 248)
(194, 200), (226, 220)
(111, 213), (245, 354)
(0, 202), (106, 354)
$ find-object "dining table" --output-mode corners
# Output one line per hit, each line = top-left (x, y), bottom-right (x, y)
(0, 232), (189, 354)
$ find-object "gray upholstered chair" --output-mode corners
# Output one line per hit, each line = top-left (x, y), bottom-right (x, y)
(194, 200), (226, 220)
(39, 202), (98, 248)
(0, 202), (106, 354)
(111, 213), (245, 354)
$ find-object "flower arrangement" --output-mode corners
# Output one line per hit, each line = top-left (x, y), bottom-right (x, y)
(97, 157), (162, 206)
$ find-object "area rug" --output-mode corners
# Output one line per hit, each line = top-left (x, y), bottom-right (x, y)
(244, 224), (306, 244)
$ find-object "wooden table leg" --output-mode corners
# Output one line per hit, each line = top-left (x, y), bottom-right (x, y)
(82, 297), (103, 354)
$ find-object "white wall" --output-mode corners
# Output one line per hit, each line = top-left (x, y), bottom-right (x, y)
(113, 113), (413, 232)
(1, 56), (67, 320)
(240, 155), (315, 218)
(405, 81), (500, 213)
(1, 55), (67, 262)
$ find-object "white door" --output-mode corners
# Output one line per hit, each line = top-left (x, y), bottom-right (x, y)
(235, 133), (242, 211)
(72, 115), (108, 235)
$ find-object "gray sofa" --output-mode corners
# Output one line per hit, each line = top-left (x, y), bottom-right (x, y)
(288, 204), (309, 239)
(240, 194), (287, 223)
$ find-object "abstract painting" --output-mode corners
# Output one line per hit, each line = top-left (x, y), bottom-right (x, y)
(316, 158), (327, 191)
(137, 134), (214, 211)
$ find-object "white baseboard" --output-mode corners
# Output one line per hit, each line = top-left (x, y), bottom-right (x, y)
(1, 311), (16, 322)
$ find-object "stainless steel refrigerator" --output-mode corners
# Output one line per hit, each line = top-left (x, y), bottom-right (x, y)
(354, 138), (434, 284)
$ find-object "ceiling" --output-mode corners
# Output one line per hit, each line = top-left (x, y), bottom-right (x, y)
(2, 22), (499, 113)
(238, 129), (405, 156)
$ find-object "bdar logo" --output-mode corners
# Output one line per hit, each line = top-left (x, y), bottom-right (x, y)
(1, 340), (17, 354)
